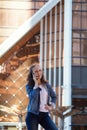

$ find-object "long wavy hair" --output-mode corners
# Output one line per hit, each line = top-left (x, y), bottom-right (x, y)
(27, 63), (48, 87)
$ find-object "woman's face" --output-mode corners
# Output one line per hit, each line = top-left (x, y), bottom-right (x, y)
(32, 65), (42, 80)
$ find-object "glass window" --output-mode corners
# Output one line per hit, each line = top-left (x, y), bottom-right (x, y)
(72, 31), (81, 38)
(81, 58), (87, 66)
(82, 12), (87, 29)
(72, 66), (81, 85)
(82, 3), (87, 11)
(72, 0), (81, 2)
(81, 31), (87, 38)
(72, 12), (81, 29)
(72, 39), (80, 56)
(80, 66), (87, 84)
(82, 0), (87, 2)
(72, 3), (81, 11)
(72, 0), (87, 87)
(72, 58), (80, 65)
(81, 39), (87, 57)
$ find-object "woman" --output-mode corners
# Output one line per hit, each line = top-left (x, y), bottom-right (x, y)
(25, 63), (58, 130)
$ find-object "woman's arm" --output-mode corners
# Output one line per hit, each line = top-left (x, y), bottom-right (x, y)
(46, 83), (57, 110)
(26, 84), (40, 97)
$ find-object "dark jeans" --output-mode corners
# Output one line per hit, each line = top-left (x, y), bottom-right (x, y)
(25, 112), (58, 130)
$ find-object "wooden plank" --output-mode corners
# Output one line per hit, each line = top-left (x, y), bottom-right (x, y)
(0, 9), (34, 27)
(0, 1), (44, 10)
(0, 1), (35, 10)
(0, 37), (8, 44)
(0, 28), (17, 36)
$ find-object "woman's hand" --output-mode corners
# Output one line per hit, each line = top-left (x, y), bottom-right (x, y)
(45, 104), (53, 111)
(33, 74), (39, 86)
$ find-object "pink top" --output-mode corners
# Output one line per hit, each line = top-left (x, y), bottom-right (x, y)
(39, 85), (48, 112)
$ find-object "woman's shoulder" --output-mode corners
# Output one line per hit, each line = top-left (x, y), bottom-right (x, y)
(26, 84), (33, 89)
(46, 82), (51, 88)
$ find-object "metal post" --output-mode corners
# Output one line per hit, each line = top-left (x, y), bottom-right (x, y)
(18, 115), (22, 130)
(62, 0), (72, 130)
